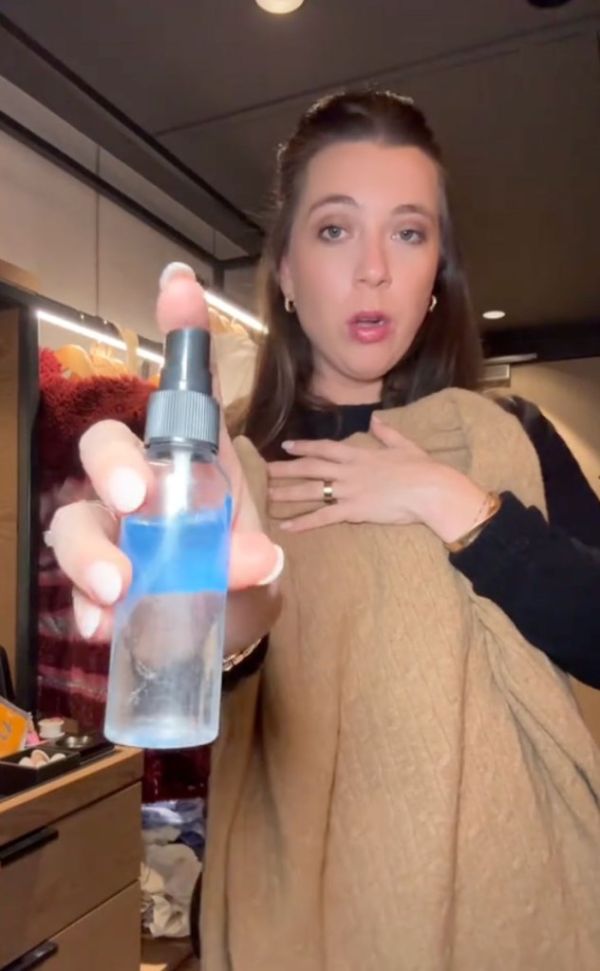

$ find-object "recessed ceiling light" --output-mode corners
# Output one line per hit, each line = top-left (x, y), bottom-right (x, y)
(255, 0), (305, 13)
(527, 0), (572, 8)
(482, 310), (506, 321)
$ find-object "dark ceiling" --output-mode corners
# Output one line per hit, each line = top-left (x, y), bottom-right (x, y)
(0, 0), (599, 332)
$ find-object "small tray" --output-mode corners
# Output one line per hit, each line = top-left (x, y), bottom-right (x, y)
(0, 744), (81, 797)
(53, 731), (115, 762)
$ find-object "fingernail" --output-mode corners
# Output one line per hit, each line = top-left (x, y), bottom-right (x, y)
(279, 522), (293, 532)
(159, 262), (195, 291)
(87, 561), (122, 605)
(281, 441), (295, 452)
(107, 467), (146, 513)
(73, 595), (102, 640)
(257, 545), (285, 586)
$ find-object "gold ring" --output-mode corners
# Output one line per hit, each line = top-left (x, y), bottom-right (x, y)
(322, 481), (336, 505)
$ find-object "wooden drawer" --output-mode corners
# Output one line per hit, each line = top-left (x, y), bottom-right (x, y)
(0, 748), (143, 848)
(2, 881), (141, 971)
(0, 783), (141, 967)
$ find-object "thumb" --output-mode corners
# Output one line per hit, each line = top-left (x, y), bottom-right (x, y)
(229, 532), (284, 591)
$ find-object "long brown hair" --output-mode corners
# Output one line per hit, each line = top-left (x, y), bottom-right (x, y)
(242, 90), (482, 456)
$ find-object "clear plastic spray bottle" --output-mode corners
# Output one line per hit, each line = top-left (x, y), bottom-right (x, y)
(104, 326), (231, 749)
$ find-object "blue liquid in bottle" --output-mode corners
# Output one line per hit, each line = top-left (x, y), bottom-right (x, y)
(104, 492), (232, 749)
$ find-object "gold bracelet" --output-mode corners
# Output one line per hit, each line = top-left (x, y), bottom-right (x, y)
(222, 636), (265, 673)
(446, 492), (502, 554)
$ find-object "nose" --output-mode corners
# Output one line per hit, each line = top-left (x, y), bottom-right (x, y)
(355, 235), (391, 289)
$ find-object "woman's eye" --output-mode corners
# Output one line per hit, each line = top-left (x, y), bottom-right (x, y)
(318, 224), (347, 242)
(395, 227), (425, 244)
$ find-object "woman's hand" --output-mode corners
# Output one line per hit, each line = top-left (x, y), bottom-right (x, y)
(267, 414), (488, 544)
(48, 265), (282, 644)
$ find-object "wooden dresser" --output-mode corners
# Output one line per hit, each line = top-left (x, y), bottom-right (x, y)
(0, 747), (143, 971)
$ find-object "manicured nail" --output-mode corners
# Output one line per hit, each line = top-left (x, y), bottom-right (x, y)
(281, 441), (295, 452)
(159, 262), (195, 291)
(73, 595), (102, 640)
(107, 467), (146, 513)
(86, 561), (122, 605)
(256, 545), (285, 586)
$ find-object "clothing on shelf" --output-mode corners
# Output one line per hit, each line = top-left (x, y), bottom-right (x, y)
(141, 799), (205, 939)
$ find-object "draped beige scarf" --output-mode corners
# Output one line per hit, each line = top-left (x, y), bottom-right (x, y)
(202, 389), (600, 971)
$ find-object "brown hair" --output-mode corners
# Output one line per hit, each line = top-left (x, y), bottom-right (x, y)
(242, 89), (482, 456)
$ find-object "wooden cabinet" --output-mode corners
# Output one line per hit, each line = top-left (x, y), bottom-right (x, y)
(38, 885), (140, 971)
(0, 747), (143, 970)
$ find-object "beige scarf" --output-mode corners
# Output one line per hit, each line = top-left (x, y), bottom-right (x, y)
(202, 389), (600, 971)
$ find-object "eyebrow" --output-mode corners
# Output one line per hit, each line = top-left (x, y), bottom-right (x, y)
(307, 195), (435, 221)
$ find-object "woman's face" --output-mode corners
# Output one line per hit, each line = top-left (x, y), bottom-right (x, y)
(280, 140), (441, 404)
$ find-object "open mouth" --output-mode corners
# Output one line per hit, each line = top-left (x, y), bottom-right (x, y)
(348, 312), (392, 343)
(350, 313), (388, 327)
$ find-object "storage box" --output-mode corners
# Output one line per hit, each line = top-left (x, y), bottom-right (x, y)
(0, 744), (80, 797)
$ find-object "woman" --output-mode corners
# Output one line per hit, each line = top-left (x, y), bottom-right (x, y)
(48, 92), (600, 969)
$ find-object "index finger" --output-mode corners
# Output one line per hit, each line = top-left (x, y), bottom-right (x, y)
(79, 419), (154, 515)
(281, 438), (354, 461)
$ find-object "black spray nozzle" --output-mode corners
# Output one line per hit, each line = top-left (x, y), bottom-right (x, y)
(145, 326), (220, 451)
(159, 328), (212, 394)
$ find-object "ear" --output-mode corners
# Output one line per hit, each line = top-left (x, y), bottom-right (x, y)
(278, 254), (293, 302)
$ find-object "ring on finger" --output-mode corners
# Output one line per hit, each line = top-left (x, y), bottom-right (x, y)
(322, 480), (337, 505)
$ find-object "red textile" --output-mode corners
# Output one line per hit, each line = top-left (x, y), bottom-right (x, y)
(36, 348), (210, 801)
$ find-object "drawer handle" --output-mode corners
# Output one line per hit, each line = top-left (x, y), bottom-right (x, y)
(0, 827), (59, 867)
(2, 940), (58, 971)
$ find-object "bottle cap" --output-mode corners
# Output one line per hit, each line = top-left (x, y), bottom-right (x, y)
(145, 328), (219, 451)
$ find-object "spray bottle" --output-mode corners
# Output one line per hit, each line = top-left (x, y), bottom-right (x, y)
(104, 273), (231, 749)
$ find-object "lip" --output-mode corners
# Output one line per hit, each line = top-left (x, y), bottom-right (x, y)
(347, 311), (392, 345)
(348, 311), (391, 325)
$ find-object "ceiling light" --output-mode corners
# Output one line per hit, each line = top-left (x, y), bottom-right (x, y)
(527, 0), (572, 8)
(255, 0), (305, 14)
(482, 310), (506, 321)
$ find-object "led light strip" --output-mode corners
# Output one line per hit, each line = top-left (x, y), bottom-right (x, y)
(36, 290), (266, 367)
(36, 309), (165, 365)
(204, 290), (266, 333)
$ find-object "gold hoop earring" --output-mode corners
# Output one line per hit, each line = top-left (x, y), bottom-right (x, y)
(284, 296), (295, 314)
(429, 294), (438, 313)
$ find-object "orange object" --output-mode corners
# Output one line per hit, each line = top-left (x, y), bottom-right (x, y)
(54, 343), (95, 379)
(0, 698), (29, 757)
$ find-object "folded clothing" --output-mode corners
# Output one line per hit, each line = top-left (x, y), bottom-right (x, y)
(141, 799), (205, 939)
